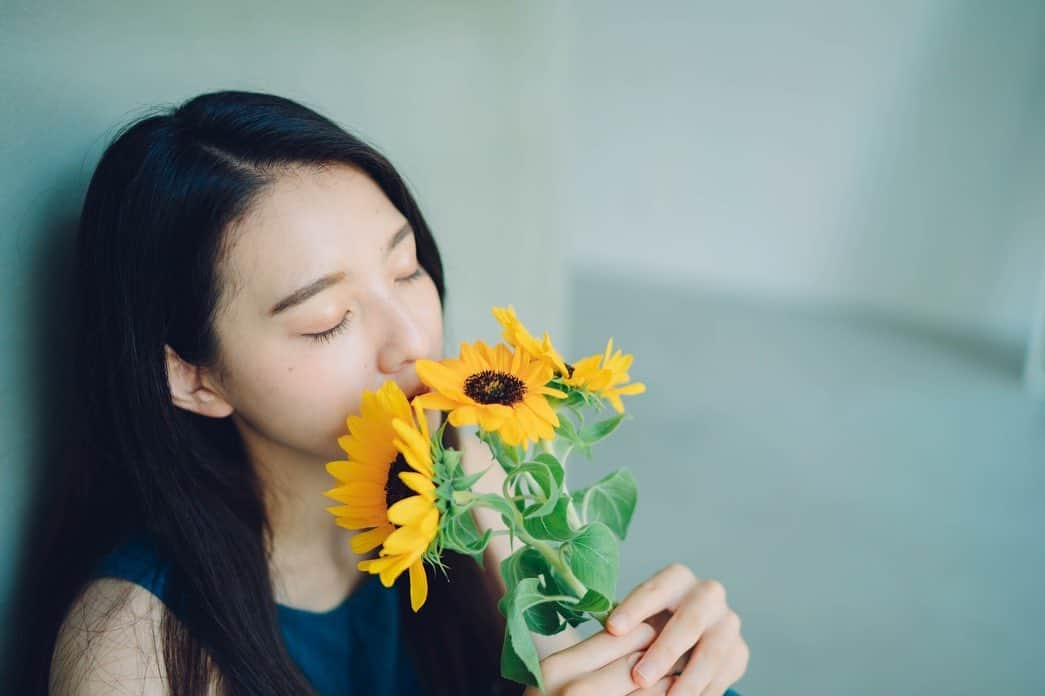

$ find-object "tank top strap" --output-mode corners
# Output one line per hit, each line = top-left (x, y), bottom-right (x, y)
(88, 531), (172, 603)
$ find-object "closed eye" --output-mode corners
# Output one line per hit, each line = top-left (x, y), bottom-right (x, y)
(305, 268), (424, 345)
(306, 310), (351, 344)
(398, 267), (425, 284)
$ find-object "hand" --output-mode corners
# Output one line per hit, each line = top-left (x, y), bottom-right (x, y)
(522, 621), (680, 695)
(603, 563), (749, 695)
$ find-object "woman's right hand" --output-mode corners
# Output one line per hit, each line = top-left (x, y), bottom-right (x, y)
(522, 621), (678, 695)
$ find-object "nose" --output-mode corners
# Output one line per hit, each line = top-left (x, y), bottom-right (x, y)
(375, 298), (430, 378)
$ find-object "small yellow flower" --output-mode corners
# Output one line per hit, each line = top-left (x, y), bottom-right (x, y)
(564, 338), (646, 413)
(324, 381), (440, 611)
(414, 339), (566, 448)
(492, 305), (569, 378)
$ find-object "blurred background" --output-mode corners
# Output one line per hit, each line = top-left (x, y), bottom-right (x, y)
(2, 1), (1043, 694)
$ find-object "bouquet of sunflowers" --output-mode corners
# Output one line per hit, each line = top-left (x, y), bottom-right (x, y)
(324, 306), (645, 690)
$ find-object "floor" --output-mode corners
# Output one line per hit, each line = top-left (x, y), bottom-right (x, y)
(564, 268), (1045, 696)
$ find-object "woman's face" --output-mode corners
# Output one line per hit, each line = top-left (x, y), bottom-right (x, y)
(206, 163), (444, 464)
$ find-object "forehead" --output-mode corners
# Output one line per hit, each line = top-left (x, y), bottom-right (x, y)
(218, 164), (406, 314)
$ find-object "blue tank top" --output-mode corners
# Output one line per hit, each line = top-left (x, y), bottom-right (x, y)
(86, 533), (425, 696)
(89, 534), (744, 696)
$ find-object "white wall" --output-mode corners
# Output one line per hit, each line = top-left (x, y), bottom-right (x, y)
(557, 0), (1045, 346)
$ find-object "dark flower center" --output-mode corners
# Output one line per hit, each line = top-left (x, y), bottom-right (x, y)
(564, 362), (575, 379)
(463, 369), (526, 406)
(385, 453), (415, 510)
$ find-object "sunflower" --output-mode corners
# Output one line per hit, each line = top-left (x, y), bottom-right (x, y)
(414, 340), (567, 449)
(492, 305), (569, 378)
(324, 380), (440, 612)
(563, 337), (646, 413)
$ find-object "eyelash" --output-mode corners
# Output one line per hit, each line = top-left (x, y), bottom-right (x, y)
(305, 267), (425, 344)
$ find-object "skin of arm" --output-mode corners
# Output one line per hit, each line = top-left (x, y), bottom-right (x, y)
(455, 426), (584, 659)
(50, 578), (220, 696)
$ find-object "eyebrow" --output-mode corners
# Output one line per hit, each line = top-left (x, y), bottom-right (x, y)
(268, 221), (415, 316)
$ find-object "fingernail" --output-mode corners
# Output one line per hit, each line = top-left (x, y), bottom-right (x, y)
(633, 660), (653, 687)
(607, 611), (629, 631)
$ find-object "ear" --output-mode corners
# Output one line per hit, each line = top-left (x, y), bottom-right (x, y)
(165, 344), (234, 418)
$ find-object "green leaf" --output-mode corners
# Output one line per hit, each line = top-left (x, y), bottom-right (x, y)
(571, 469), (638, 539)
(478, 429), (524, 470)
(521, 498), (575, 541)
(579, 413), (627, 446)
(507, 459), (561, 517)
(500, 547), (567, 634)
(563, 521), (618, 602)
(532, 452), (565, 488)
(499, 577), (579, 688)
(554, 415), (581, 443)
(440, 447), (463, 475)
(499, 547), (544, 585)
(440, 508), (492, 560)
(451, 465), (490, 492)
(498, 578), (546, 689)
(472, 492), (518, 520)
(541, 569), (588, 627)
(571, 588), (613, 613)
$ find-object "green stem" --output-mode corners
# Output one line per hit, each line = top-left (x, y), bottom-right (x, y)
(539, 439), (584, 530)
(457, 487), (615, 626)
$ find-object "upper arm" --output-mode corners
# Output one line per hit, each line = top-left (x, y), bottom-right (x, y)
(456, 427), (584, 658)
(49, 578), (174, 696)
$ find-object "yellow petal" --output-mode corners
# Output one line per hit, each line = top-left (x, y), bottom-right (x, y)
(416, 359), (463, 394)
(381, 527), (427, 556)
(326, 460), (386, 485)
(539, 385), (568, 400)
(447, 406), (480, 427)
(378, 549), (423, 587)
(335, 515), (386, 531)
(399, 471), (436, 501)
(525, 396), (560, 427)
(476, 404), (512, 431)
(323, 483), (385, 506)
(359, 555), (398, 574)
(418, 507), (439, 535)
(411, 400), (430, 442)
(392, 419), (432, 465)
(350, 524), (393, 553)
(393, 437), (433, 478)
(460, 341), (484, 372)
(413, 392), (461, 411)
(386, 495), (432, 526)
(409, 559), (428, 611)
(379, 380), (413, 422)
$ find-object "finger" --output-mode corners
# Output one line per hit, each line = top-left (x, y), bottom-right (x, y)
(633, 581), (729, 688)
(569, 650), (651, 696)
(668, 609), (742, 695)
(698, 640), (750, 696)
(630, 674), (677, 695)
(607, 563), (699, 635)
(544, 622), (657, 688)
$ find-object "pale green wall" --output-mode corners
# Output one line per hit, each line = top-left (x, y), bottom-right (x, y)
(0, 0), (567, 674)
(3, 0), (1043, 690)
(559, 0), (1045, 346)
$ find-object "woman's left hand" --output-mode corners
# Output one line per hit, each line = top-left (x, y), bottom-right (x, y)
(603, 562), (749, 695)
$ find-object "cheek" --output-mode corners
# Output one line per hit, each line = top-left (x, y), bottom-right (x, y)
(226, 336), (374, 457)
(419, 280), (445, 360)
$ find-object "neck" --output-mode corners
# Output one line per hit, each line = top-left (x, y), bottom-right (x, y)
(235, 409), (448, 612)
(240, 424), (366, 612)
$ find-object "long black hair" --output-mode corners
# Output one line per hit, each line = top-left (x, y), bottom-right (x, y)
(13, 90), (516, 695)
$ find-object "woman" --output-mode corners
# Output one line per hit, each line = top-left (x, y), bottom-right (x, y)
(21, 90), (747, 695)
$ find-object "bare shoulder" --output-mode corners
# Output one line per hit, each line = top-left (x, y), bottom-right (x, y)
(49, 577), (176, 695)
